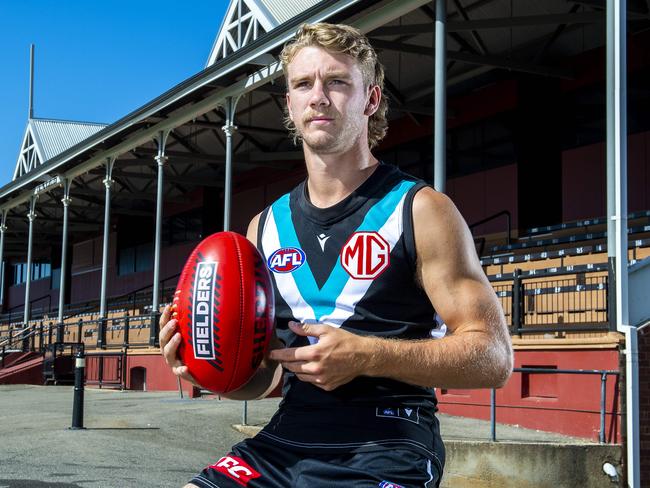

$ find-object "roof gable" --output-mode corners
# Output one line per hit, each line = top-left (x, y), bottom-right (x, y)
(206, 0), (322, 67)
(12, 124), (44, 182)
(13, 118), (107, 181)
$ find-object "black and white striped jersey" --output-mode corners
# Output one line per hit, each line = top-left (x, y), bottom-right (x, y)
(256, 163), (445, 460)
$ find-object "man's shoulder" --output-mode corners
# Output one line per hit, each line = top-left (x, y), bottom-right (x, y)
(412, 185), (444, 208)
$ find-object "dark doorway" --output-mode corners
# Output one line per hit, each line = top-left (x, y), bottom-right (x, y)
(130, 366), (146, 391)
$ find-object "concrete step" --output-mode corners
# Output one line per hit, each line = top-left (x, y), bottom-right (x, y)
(231, 424), (621, 487)
(442, 440), (621, 488)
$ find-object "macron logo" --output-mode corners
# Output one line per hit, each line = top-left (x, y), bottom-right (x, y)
(317, 233), (330, 251)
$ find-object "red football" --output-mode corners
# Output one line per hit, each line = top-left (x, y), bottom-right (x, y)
(173, 231), (275, 393)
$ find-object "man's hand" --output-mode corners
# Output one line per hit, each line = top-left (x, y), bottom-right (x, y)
(269, 321), (370, 391)
(159, 304), (200, 387)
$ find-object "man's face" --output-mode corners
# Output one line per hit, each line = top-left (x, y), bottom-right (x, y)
(286, 46), (375, 154)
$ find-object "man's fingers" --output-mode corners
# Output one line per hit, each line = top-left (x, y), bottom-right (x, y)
(288, 321), (328, 338)
(269, 345), (316, 363)
(162, 332), (182, 364)
(172, 364), (190, 379)
(159, 304), (171, 327)
(158, 319), (177, 349)
(173, 364), (199, 387)
(281, 360), (318, 375)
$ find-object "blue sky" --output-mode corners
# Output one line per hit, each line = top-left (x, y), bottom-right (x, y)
(0, 1), (229, 186)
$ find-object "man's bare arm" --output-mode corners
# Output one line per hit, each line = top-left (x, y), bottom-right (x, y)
(358, 188), (513, 388)
(270, 188), (513, 390)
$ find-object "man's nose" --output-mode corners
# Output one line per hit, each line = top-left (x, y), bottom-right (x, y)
(309, 80), (330, 108)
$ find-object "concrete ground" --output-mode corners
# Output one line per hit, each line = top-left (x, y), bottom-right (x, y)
(0, 385), (593, 488)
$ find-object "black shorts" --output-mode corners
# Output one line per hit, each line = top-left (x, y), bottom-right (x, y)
(189, 435), (442, 488)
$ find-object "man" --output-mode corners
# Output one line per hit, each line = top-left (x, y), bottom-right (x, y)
(160, 22), (513, 488)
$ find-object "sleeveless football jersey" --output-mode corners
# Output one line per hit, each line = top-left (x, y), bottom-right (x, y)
(256, 163), (445, 468)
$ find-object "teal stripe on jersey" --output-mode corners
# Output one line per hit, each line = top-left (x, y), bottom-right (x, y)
(271, 179), (415, 321)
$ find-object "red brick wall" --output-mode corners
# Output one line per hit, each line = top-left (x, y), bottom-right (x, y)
(438, 348), (621, 442)
(639, 325), (650, 487)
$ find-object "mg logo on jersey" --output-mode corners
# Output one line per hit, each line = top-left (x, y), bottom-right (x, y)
(268, 247), (306, 273)
(210, 455), (261, 486)
(341, 231), (390, 279)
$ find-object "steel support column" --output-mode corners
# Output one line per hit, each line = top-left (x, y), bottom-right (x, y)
(606, 0), (639, 486)
(222, 96), (240, 231)
(607, 0), (629, 322)
(150, 131), (169, 347)
(0, 210), (7, 311)
(607, 0), (619, 333)
(434, 0), (447, 192)
(24, 197), (37, 326)
(57, 179), (72, 343)
(98, 157), (115, 349)
(222, 96), (243, 417)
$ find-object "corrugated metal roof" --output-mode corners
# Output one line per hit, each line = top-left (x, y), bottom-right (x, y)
(30, 118), (107, 162)
(258, 0), (323, 25)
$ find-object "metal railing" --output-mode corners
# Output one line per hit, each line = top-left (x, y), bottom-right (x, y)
(85, 351), (127, 390)
(0, 272), (180, 329)
(486, 367), (619, 444)
(0, 310), (161, 357)
(3, 294), (54, 324)
(492, 268), (610, 334)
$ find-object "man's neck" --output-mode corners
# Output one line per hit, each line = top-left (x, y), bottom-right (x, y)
(303, 143), (379, 208)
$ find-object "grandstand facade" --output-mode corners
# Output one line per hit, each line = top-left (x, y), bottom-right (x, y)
(0, 0), (648, 485)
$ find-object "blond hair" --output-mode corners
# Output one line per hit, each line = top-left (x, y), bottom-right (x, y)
(280, 22), (388, 149)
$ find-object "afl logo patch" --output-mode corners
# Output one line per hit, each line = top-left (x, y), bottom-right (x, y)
(341, 231), (390, 279)
(267, 247), (306, 273)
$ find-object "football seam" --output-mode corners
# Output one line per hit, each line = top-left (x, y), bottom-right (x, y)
(226, 232), (246, 393)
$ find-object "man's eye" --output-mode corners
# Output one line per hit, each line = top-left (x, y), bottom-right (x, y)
(295, 81), (310, 88)
(330, 79), (345, 85)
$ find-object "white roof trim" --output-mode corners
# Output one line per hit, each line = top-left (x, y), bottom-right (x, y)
(12, 119), (108, 182)
(12, 123), (44, 182)
(206, 0), (276, 67)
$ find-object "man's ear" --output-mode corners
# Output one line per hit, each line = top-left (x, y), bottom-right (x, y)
(364, 84), (381, 116)
(286, 92), (294, 121)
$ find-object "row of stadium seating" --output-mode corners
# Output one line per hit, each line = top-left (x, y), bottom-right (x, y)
(487, 224), (650, 254)
(0, 284), (178, 352)
(483, 246), (650, 278)
(478, 215), (649, 335)
(522, 209), (650, 238)
(0, 304), (168, 353)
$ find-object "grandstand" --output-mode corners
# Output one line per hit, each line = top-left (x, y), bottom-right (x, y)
(0, 0), (649, 485)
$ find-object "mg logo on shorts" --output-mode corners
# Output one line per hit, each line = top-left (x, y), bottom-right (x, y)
(192, 261), (218, 360)
(268, 247), (306, 273)
(341, 231), (390, 279)
(210, 455), (261, 487)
